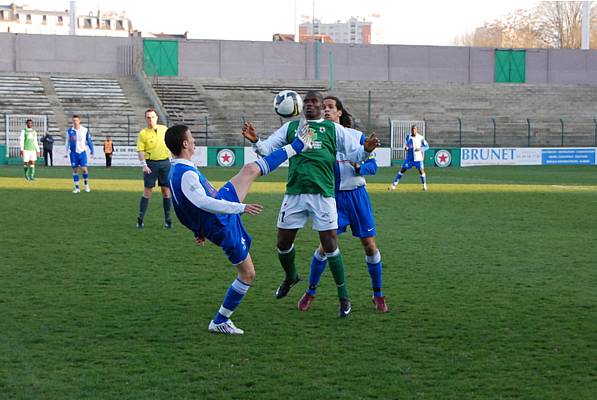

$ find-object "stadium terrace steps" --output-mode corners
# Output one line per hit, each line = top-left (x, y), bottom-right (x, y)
(144, 78), (597, 147)
(329, 80), (597, 147)
(189, 79), (328, 145)
(151, 79), (222, 145)
(50, 75), (146, 146)
(0, 74), (61, 141)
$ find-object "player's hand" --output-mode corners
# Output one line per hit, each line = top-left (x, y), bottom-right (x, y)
(414, 147), (421, 152)
(241, 122), (258, 143)
(351, 161), (361, 174)
(143, 165), (152, 174)
(243, 203), (263, 215)
(364, 134), (380, 152)
(20, 150), (23, 157)
(194, 235), (206, 246)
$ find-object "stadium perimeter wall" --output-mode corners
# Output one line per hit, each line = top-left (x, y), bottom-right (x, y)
(1, 33), (597, 84)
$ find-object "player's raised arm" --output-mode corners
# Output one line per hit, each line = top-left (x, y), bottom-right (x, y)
(245, 122), (291, 157)
(335, 123), (379, 163)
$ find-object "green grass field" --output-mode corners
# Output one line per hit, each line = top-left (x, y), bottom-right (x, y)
(1, 165), (596, 399)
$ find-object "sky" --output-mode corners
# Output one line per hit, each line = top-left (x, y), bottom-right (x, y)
(20, 0), (540, 45)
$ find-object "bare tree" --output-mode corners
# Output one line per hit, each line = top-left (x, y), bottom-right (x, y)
(535, 1), (584, 48)
(452, 1), (597, 49)
(451, 30), (475, 46)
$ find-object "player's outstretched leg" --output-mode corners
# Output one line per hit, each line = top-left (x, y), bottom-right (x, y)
(230, 132), (313, 202)
(298, 249), (328, 311)
(419, 170), (427, 191)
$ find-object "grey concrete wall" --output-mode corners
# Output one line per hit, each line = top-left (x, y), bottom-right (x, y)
(2, 33), (597, 85)
(0, 33), (132, 74)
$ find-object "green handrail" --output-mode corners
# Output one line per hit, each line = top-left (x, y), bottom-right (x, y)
(457, 117), (462, 147)
(527, 118), (531, 147)
(205, 115), (208, 147)
(491, 118), (496, 145)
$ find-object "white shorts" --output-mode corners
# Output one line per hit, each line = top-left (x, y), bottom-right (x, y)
(277, 193), (338, 231)
(22, 150), (37, 162)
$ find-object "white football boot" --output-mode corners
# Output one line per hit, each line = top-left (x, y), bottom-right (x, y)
(208, 319), (244, 335)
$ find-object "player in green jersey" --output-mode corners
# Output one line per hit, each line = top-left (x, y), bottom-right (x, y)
(19, 119), (41, 181)
(242, 91), (380, 318)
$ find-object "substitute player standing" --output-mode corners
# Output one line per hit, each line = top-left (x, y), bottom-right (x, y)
(166, 124), (312, 335)
(390, 124), (429, 191)
(298, 96), (388, 313)
(65, 115), (94, 193)
(19, 119), (41, 181)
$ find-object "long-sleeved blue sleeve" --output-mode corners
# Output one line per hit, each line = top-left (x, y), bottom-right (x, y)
(358, 157), (378, 176)
(86, 132), (94, 155)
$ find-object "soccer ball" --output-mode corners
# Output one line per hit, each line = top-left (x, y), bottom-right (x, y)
(273, 90), (303, 118)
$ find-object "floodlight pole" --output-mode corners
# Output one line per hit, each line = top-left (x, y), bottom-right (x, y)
(582, 1), (590, 50)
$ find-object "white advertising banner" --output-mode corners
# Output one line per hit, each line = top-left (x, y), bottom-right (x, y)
(461, 147), (597, 167)
(52, 146), (208, 167)
(461, 147), (542, 167)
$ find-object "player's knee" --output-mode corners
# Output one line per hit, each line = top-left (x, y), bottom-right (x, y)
(363, 241), (378, 256)
(239, 268), (255, 284)
(241, 163), (260, 178)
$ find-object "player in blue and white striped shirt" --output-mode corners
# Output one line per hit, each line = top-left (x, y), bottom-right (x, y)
(390, 125), (429, 191)
(65, 115), (94, 193)
(165, 124), (312, 335)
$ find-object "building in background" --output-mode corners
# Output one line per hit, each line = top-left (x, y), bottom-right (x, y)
(299, 17), (375, 44)
(0, 3), (132, 36)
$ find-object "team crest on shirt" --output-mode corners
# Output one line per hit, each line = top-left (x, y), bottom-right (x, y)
(309, 128), (322, 149)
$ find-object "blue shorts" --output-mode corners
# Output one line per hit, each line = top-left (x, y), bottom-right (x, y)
(402, 159), (424, 170)
(336, 186), (376, 238)
(70, 151), (88, 168)
(212, 182), (252, 265)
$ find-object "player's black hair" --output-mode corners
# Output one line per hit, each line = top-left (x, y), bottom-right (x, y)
(72, 115), (80, 119)
(165, 124), (190, 156)
(304, 91), (324, 102)
(324, 95), (353, 128)
(411, 124), (417, 133)
(145, 108), (157, 116)
(26, 119), (33, 123)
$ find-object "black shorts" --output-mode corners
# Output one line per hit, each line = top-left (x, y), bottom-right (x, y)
(144, 159), (171, 188)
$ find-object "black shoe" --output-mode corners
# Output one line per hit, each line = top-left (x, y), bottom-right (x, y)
(275, 275), (300, 299)
(136, 217), (144, 229)
(163, 220), (172, 229)
(339, 298), (352, 318)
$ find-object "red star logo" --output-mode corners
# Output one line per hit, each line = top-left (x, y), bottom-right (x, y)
(221, 153), (231, 163)
(439, 153), (448, 163)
